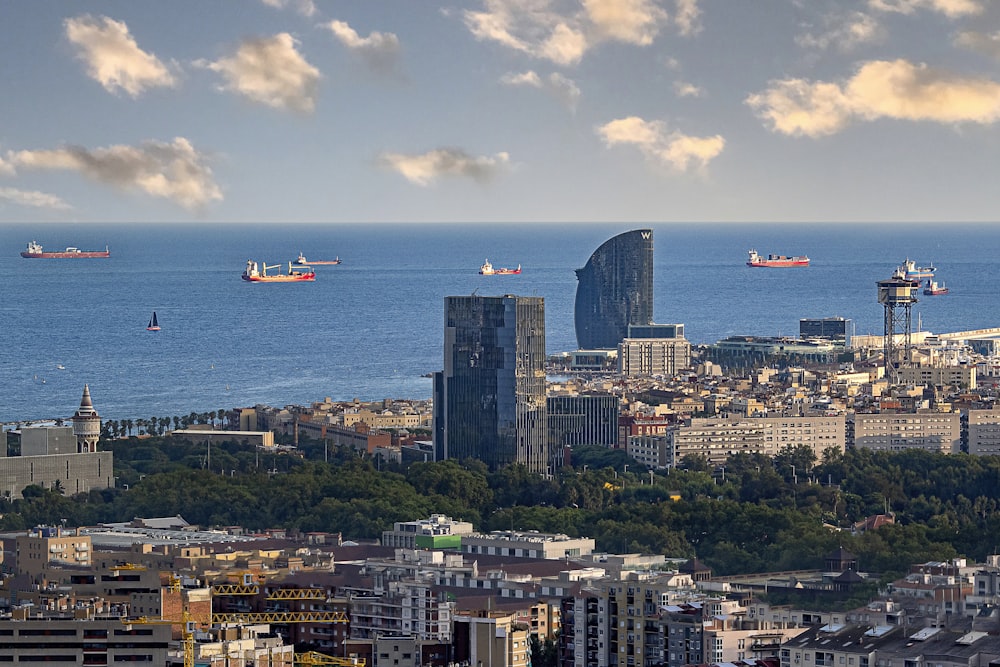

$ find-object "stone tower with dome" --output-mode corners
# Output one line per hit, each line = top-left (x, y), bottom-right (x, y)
(71, 385), (101, 453)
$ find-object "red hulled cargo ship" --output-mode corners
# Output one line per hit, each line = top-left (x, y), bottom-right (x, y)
(20, 241), (110, 258)
(746, 249), (809, 268)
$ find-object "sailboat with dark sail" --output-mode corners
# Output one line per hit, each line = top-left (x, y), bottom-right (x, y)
(147, 312), (161, 331)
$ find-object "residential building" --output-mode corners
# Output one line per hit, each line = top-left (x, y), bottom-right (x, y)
(0, 614), (171, 663)
(434, 295), (548, 473)
(452, 610), (531, 667)
(619, 337), (692, 377)
(667, 415), (845, 467)
(850, 412), (961, 453)
(896, 365), (976, 390)
(574, 229), (654, 350)
(966, 408), (1000, 455)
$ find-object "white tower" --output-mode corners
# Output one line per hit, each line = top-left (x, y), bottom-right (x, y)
(71, 385), (101, 453)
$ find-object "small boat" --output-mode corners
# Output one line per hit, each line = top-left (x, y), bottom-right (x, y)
(746, 249), (809, 267)
(898, 258), (935, 280)
(479, 259), (521, 275)
(294, 252), (341, 266)
(147, 312), (161, 331)
(923, 279), (949, 296)
(56, 364), (66, 370)
(242, 259), (316, 282)
(20, 240), (110, 258)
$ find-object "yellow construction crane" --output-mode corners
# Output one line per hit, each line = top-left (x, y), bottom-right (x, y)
(211, 572), (265, 596)
(295, 651), (365, 666)
(294, 651), (365, 665)
(123, 608), (196, 667)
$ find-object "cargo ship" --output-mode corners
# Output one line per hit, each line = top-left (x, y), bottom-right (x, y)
(746, 249), (809, 267)
(20, 240), (110, 258)
(479, 259), (521, 275)
(242, 260), (315, 282)
(898, 258), (936, 281)
(294, 252), (341, 265)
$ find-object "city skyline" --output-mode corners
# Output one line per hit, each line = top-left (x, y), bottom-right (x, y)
(3, 2), (1000, 225)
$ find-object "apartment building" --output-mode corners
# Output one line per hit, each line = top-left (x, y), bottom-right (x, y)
(850, 412), (960, 453)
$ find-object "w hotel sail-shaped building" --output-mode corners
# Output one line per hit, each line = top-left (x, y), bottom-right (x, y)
(574, 229), (654, 350)
(433, 295), (548, 473)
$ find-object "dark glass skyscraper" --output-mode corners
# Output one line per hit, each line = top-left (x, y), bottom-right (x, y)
(433, 295), (548, 473)
(574, 229), (654, 350)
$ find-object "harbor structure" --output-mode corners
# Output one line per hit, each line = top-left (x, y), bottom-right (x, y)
(433, 294), (548, 473)
(574, 229), (654, 350)
(877, 272), (920, 385)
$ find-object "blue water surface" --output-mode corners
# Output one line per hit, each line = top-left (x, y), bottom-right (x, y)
(0, 222), (994, 422)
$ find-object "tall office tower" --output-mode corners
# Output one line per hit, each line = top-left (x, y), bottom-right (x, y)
(433, 295), (548, 473)
(574, 229), (654, 350)
(71, 384), (101, 453)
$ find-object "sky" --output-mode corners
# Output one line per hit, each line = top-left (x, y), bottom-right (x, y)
(2, 0), (1000, 224)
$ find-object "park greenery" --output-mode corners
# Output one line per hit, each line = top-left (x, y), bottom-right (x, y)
(3, 430), (1000, 582)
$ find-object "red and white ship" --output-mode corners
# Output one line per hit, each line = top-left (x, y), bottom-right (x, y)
(746, 249), (809, 268)
(242, 260), (316, 282)
(479, 259), (521, 275)
(923, 279), (949, 296)
(20, 240), (110, 258)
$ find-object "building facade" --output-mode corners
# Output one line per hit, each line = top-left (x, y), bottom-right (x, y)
(967, 408), (1000, 455)
(574, 229), (654, 350)
(434, 295), (548, 473)
(618, 337), (692, 377)
(666, 415), (846, 467)
(547, 394), (620, 451)
(850, 411), (961, 453)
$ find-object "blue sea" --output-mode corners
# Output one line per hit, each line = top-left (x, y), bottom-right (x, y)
(0, 222), (996, 423)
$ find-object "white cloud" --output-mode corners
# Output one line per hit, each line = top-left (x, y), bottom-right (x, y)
(260, 0), (317, 17)
(379, 148), (510, 186)
(796, 11), (884, 52)
(0, 154), (14, 177)
(673, 0), (703, 36)
(64, 15), (176, 97)
(501, 71), (544, 87)
(9, 137), (222, 210)
(868, 0), (982, 17)
(955, 30), (1000, 59)
(323, 20), (402, 75)
(0, 187), (71, 211)
(673, 80), (703, 97)
(501, 70), (581, 110)
(596, 116), (725, 171)
(747, 59), (1000, 137)
(583, 0), (667, 45)
(539, 22), (588, 65)
(462, 0), (677, 66)
(198, 33), (320, 113)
